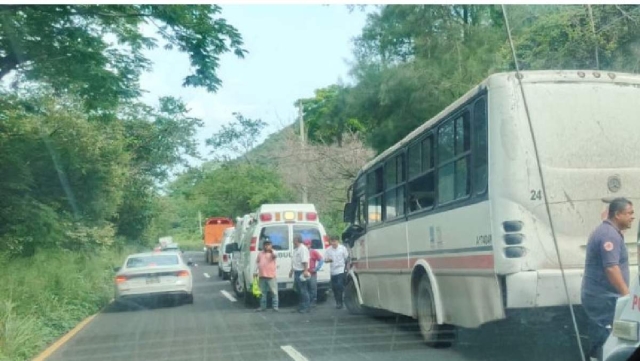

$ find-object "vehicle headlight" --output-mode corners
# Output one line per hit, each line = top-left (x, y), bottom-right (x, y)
(612, 320), (639, 341)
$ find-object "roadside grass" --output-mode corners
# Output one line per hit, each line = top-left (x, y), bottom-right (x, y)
(0, 248), (137, 361)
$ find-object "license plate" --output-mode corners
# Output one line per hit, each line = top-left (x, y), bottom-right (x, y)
(146, 276), (160, 284)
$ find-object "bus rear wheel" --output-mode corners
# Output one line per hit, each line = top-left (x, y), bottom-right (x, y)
(416, 276), (455, 348)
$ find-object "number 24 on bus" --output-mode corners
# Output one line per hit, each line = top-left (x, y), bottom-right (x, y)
(341, 70), (640, 347)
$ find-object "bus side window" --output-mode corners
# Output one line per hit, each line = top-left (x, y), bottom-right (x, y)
(437, 111), (471, 204)
(473, 97), (488, 194)
(408, 135), (436, 212)
(367, 167), (384, 223)
(357, 196), (365, 226)
(384, 154), (406, 219)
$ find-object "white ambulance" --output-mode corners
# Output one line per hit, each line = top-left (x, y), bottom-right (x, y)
(226, 204), (331, 306)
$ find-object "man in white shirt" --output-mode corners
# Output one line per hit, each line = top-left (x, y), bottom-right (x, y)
(324, 235), (350, 309)
(289, 235), (311, 313)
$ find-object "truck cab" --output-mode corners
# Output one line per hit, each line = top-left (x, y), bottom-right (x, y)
(203, 217), (234, 265)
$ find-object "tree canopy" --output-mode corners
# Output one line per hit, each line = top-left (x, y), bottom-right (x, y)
(299, 5), (640, 153)
(0, 5), (247, 256)
(0, 5), (247, 111)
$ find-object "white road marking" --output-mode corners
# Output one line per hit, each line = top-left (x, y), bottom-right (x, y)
(280, 345), (309, 361)
(203, 272), (210, 278)
(220, 290), (237, 302)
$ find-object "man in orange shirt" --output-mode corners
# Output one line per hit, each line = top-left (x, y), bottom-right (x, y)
(254, 238), (279, 312)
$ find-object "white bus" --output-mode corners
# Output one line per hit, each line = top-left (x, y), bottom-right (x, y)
(341, 70), (640, 347)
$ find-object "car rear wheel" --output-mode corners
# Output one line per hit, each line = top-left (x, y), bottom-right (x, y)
(233, 276), (245, 298)
(218, 266), (222, 278)
(416, 276), (455, 348)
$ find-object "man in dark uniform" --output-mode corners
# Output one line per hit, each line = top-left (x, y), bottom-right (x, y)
(581, 197), (634, 360)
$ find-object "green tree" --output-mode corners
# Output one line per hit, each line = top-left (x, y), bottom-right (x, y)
(206, 112), (267, 163)
(0, 5), (247, 110)
(503, 5), (640, 72)
(0, 91), (130, 255)
(297, 84), (364, 146)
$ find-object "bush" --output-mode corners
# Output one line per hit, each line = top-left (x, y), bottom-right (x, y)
(0, 248), (137, 361)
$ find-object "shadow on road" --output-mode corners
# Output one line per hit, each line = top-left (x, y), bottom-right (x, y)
(104, 296), (191, 313)
(336, 306), (591, 361)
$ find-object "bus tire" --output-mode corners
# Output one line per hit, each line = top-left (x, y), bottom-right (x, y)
(344, 279), (366, 315)
(416, 276), (455, 348)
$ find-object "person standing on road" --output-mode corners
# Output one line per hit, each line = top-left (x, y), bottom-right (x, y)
(324, 235), (350, 309)
(254, 238), (279, 312)
(303, 239), (324, 307)
(290, 235), (311, 313)
(582, 197), (634, 361)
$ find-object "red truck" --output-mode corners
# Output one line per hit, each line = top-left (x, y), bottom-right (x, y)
(203, 217), (234, 265)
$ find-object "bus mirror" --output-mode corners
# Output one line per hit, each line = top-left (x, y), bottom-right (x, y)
(343, 202), (355, 223)
(341, 224), (364, 248)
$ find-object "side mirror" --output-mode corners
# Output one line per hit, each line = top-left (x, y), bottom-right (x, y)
(343, 202), (356, 223)
(341, 224), (364, 248)
(187, 259), (193, 266)
(113, 266), (121, 272)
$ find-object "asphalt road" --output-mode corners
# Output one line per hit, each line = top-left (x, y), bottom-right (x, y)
(47, 251), (589, 361)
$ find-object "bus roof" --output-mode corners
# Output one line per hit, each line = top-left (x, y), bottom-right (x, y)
(357, 69), (640, 177)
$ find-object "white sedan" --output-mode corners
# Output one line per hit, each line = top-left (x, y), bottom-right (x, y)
(114, 252), (194, 306)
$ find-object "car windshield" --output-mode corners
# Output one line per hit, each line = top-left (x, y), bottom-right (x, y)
(126, 255), (179, 268)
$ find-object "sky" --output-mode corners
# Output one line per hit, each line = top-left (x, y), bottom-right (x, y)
(138, 5), (369, 164)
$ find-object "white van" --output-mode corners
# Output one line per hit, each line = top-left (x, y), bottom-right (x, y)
(218, 227), (235, 280)
(230, 214), (253, 283)
(226, 204), (331, 306)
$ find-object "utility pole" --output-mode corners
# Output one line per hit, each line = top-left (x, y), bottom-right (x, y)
(298, 102), (308, 203)
(587, 4), (599, 70)
(198, 211), (203, 237)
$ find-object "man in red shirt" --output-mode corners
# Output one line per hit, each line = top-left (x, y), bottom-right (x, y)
(304, 239), (324, 307)
(254, 239), (278, 312)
